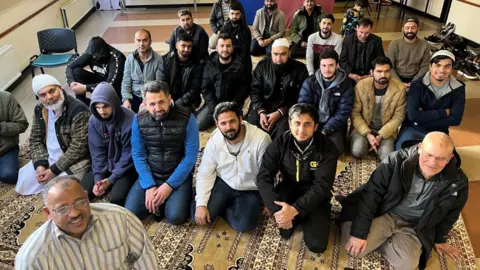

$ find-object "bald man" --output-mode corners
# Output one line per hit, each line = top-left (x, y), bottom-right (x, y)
(338, 132), (468, 270)
(248, 38), (308, 139)
(15, 176), (159, 270)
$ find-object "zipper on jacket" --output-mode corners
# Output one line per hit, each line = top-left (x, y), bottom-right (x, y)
(296, 160), (300, 182)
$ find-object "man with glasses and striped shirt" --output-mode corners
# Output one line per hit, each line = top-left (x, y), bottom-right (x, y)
(15, 176), (159, 270)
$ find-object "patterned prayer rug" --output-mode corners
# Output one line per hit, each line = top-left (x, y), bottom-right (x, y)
(0, 147), (477, 269)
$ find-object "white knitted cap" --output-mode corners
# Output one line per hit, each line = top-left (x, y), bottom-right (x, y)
(431, 50), (455, 62)
(272, 38), (290, 49)
(32, 74), (61, 96)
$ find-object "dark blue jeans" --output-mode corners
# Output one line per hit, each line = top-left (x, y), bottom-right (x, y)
(0, 146), (20, 184)
(395, 126), (429, 151)
(250, 39), (273, 56)
(191, 177), (262, 232)
(125, 175), (193, 224)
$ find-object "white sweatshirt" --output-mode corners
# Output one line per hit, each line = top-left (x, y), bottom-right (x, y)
(195, 121), (272, 207)
(306, 31), (343, 75)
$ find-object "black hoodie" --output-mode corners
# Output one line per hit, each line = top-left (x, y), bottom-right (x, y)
(66, 37), (126, 93)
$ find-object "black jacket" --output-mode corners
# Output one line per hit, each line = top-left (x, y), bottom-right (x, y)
(256, 131), (338, 217)
(298, 69), (354, 135)
(66, 37), (126, 92)
(220, 20), (252, 61)
(340, 145), (469, 269)
(210, 0), (246, 34)
(167, 24), (209, 62)
(251, 56), (308, 115)
(201, 50), (249, 111)
(339, 33), (385, 76)
(159, 51), (203, 108)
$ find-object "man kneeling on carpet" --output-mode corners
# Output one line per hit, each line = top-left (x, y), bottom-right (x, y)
(256, 103), (339, 253)
(81, 83), (137, 206)
(15, 176), (159, 269)
(16, 74), (90, 195)
(125, 81), (199, 224)
(193, 102), (272, 232)
(339, 132), (468, 270)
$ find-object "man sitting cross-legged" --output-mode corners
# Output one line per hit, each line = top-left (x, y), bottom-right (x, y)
(256, 103), (338, 253)
(193, 102), (271, 232)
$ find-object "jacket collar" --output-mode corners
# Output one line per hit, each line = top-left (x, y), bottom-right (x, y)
(421, 71), (464, 93)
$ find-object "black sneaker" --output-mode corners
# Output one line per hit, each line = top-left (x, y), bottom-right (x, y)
(457, 60), (479, 80)
(439, 22), (455, 40)
(425, 34), (442, 45)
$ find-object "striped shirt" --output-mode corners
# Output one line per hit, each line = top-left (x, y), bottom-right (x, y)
(15, 203), (159, 270)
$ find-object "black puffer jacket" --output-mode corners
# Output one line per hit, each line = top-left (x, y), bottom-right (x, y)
(201, 50), (249, 111)
(167, 24), (209, 62)
(210, 0), (246, 34)
(339, 33), (385, 76)
(220, 20), (252, 60)
(340, 145), (469, 270)
(159, 51), (203, 108)
(256, 131), (338, 217)
(251, 56), (308, 115)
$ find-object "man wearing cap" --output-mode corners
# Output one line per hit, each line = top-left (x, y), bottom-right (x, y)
(16, 74), (91, 195)
(387, 17), (430, 89)
(251, 0), (286, 56)
(248, 38), (308, 139)
(66, 36), (126, 106)
(396, 50), (465, 150)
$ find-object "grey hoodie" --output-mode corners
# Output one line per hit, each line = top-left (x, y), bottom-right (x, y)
(89, 82), (135, 183)
(314, 68), (347, 124)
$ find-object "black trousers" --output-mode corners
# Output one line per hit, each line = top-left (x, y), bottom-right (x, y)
(290, 42), (307, 58)
(398, 75), (414, 83)
(71, 67), (122, 106)
(130, 94), (143, 113)
(196, 105), (214, 131)
(247, 109), (289, 140)
(276, 182), (332, 253)
(81, 168), (137, 206)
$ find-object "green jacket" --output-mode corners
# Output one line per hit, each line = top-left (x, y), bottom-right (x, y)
(289, 5), (323, 44)
(0, 91), (28, 156)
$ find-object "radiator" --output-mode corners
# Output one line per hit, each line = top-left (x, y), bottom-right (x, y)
(61, 0), (95, 29)
(0, 45), (21, 91)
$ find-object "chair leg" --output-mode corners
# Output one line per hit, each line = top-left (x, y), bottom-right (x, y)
(366, 6), (371, 16)
(30, 65), (35, 78)
(40, 68), (45, 74)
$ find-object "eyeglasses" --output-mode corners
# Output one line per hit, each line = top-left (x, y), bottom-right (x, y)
(421, 149), (450, 163)
(52, 199), (89, 216)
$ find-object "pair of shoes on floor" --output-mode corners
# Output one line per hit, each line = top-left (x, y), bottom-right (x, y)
(455, 59), (480, 80)
(425, 22), (456, 45)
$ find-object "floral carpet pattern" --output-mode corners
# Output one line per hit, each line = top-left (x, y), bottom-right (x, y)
(0, 147), (477, 270)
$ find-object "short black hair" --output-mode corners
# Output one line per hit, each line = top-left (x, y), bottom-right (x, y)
(357, 17), (374, 28)
(213, 102), (243, 122)
(230, 2), (243, 12)
(288, 103), (319, 124)
(319, 49), (339, 64)
(320, 13), (335, 23)
(176, 33), (193, 43)
(178, 9), (192, 18)
(371, 56), (392, 70)
(217, 33), (233, 43)
(430, 55), (454, 65)
(135, 29), (151, 40)
(141, 80), (170, 98)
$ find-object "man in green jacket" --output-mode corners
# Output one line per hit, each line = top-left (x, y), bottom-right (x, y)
(289, 0), (323, 58)
(0, 91), (28, 184)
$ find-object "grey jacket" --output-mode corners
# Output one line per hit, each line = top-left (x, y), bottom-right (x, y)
(0, 91), (28, 156)
(121, 49), (162, 101)
(252, 6), (286, 41)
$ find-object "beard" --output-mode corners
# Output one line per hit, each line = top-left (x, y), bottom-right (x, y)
(265, 4), (274, 10)
(44, 92), (65, 112)
(222, 125), (241, 141)
(320, 29), (331, 38)
(322, 70), (336, 81)
(219, 51), (232, 61)
(403, 31), (417, 40)
(375, 77), (389, 85)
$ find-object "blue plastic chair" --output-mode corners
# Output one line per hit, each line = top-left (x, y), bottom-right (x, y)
(29, 28), (78, 78)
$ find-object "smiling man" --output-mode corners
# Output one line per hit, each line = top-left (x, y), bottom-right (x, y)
(256, 103), (338, 253)
(339, 132), (468, 270)
(15, 176), (159, 269)
(396, 50), (465, 150)
(193, 102), (271, 232)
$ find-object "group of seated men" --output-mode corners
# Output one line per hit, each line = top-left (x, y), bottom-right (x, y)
(0, 0), (469, 269)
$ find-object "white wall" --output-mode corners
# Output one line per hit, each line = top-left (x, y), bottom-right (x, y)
(0, 0), (70, 71)
(392, 0), (445, 18)
(447, 0), (480, 43)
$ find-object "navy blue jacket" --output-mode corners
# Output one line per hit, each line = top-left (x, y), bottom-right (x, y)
(88, 82), (135, 183)
(404, 73), (466, 134)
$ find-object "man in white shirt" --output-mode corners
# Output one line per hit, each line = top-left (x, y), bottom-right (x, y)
(15, 176), (159, 270)
(193, 102), (271, 232)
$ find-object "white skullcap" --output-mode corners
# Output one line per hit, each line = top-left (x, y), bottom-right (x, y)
(431, 50), (455, 62)
(32, 74), (62, 96)
(272, 38), (290, 49)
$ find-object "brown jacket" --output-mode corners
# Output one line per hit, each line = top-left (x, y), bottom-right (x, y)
(0, 91), (28, 156)
(351, 77), (406, 139)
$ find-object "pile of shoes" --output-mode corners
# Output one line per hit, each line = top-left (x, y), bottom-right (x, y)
(425, 23), (480, 80)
